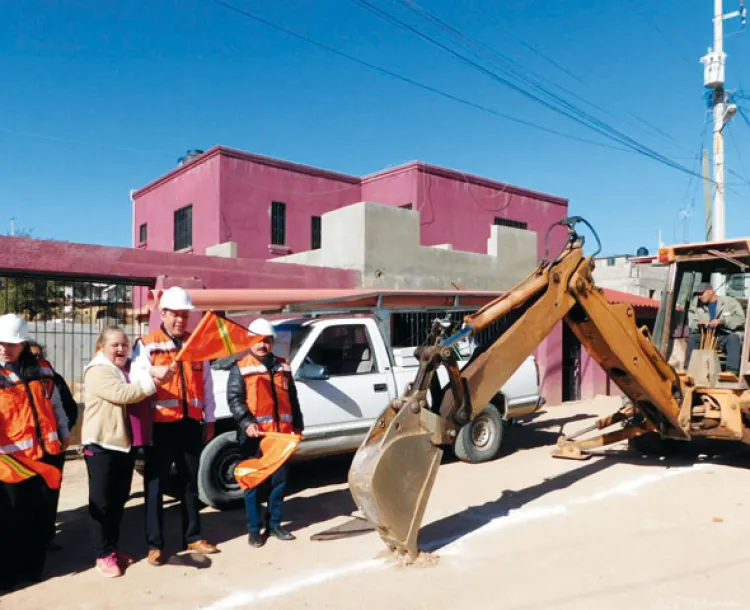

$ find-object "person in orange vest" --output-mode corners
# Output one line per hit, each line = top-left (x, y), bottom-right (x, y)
(28, 340), (79, 552)
(0, 314), (71, 593)
(130, 287), (219, 565)
(226, 318), (304, 548)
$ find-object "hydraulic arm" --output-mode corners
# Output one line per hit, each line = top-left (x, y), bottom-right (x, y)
(348, 217), (691, 561)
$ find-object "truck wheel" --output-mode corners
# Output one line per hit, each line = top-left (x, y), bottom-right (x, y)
(453, 403), (505, 463)
(197, 431), (245, 510)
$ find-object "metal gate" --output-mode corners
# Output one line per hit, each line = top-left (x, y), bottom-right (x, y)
(0, 273), (154, 401)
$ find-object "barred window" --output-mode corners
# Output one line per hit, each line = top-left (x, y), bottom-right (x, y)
(271, 201), (286, 246)
(493, 217), (528, 230)
(139, 223), (147, 243)
(311, 216), (321, 250)
(174, 205), (192, 251)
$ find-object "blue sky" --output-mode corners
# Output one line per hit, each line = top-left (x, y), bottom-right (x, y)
(1, 0), (749, 256)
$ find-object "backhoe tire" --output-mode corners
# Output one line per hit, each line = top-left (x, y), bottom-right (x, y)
(197, 431), (244, 510)
(453, 402), (505, 464)
(627, 432), (681, 457)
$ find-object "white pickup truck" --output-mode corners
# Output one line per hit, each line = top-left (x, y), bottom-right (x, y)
(196, 314), (543, 508)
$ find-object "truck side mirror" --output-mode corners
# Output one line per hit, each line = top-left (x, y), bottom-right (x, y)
(297, 360), (330, 381)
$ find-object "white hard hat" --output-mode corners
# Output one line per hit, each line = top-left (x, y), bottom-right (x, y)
(0, 314), (30, 344)
(248, 318), (276, 338)
(159, 286), (194, 311)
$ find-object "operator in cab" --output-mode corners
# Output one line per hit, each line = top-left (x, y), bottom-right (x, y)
(685, 281), (745, 375)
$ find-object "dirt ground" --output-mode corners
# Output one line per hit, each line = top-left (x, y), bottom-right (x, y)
(4, 395), (750, 610)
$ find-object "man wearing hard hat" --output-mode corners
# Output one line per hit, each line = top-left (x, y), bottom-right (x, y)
(0, 313), (71, 592)
(226, 318), (304, 548)
(131, 287), (219, 565)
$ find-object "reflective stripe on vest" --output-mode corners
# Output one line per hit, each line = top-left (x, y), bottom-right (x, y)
(237, 354), (294, 434)
(0, 438), (34, 455)
(0, 359), (62, 460)
(140, 329), (206, 423)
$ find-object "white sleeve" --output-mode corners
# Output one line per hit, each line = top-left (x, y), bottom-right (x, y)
(202, 362), (216, 423)
(130, 339), (153, 386)
(51, 387), (71, 441)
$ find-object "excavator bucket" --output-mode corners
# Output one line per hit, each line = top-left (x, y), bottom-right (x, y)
(348, 396), (443, 560)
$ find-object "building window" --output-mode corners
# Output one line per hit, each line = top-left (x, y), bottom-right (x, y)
(400, 203), (413, 210)
(174, 205), (193, 251)
(493, 217), (528, 230)
(311, 215), (322, 250)
(139, 223), (147, 244)
(271, 201), (286, 246)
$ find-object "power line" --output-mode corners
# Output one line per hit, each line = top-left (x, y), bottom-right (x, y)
(208, 0), (626, 151)
(350, 0), (735, 186)
(394, 0), (682, 149)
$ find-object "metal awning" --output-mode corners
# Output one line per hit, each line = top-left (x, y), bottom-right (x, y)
(148, 288), (506, 314)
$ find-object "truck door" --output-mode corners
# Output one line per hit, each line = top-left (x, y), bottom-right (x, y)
(295, 322), (393, 429)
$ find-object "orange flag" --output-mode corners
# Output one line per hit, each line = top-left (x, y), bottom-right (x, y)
(175, 311), (263, 362)
(233, 432), (301, 491)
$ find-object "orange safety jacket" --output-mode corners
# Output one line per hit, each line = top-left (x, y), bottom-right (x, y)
(0, 358), (62, 471)
(0, 454), (62, 489)
(237, 353), (294, 434)
(139, 328), (206, 424)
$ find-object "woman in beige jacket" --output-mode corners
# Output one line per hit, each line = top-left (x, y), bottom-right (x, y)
(82, 326), (167, 578)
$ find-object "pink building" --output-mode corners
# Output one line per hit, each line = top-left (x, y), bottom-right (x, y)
(132, 146), (569, 261)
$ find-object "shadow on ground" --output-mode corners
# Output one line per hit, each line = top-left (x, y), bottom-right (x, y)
(41, 452), (360, 582)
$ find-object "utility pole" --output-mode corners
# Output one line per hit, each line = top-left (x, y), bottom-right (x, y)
(700, 0), (745, 244)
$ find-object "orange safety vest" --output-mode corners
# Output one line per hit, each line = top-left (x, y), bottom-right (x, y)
(138, 328), (206, 424)
(0, 358), (62, 465)
(237, 353), (294, 434)
(0, 454), (62, 489)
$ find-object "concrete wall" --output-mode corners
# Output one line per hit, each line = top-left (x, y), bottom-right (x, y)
(593, 256), (667, 299)
(271, 202), (538, 290)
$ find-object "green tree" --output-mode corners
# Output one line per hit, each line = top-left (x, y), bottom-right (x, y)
(1, 225), (66, 320)
(0, 276), (66, 320)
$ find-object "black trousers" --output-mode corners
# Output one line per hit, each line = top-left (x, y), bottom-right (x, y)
(41, 452), (66, 543)
(0, 476), (49, 591)
(144, 419), (203, 550)
(84, 447), (136, 560)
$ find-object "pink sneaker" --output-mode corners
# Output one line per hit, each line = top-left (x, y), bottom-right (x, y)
(96, 552), (123, 578)
(115, 551), (134, 567)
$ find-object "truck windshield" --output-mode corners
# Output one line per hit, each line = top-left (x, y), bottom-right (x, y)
(272, 322), (313, 361)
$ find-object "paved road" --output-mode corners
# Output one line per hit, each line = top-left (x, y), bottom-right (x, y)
(5, 396), (750, 610)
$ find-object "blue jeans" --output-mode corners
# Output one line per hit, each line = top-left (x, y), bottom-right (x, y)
(241, 439), (288, 533)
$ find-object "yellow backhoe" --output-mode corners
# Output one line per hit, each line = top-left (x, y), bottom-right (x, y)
(348, 216), (750, 561)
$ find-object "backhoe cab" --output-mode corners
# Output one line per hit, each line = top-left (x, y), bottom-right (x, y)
(347, 217), (750, 562)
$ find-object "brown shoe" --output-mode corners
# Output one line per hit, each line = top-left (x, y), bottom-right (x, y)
(186, 540), (219, 555)
(147, 549), (165, 566)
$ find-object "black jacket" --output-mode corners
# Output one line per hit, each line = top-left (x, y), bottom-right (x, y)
(53, 372), (78, 429)
(226, 356), (304, 442)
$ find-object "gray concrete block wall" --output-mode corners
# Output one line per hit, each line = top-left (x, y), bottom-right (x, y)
(272, 201), (539, 291)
